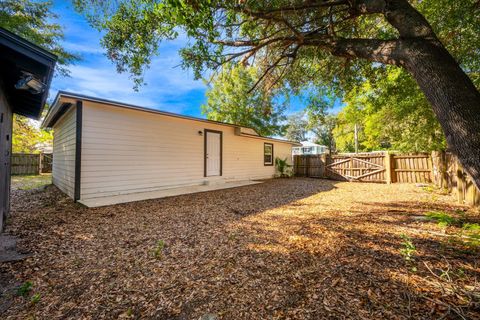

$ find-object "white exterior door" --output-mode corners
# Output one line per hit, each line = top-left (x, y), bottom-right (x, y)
(205, 130), (222, 176)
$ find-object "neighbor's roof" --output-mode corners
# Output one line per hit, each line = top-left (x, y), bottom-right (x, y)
(300, 141), (327, 147)
(43, 91), (301, 145)
(0, 27), (57, 119)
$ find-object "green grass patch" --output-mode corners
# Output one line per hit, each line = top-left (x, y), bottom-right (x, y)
(422, 185), (436, 193)
(11, 174), (51, 190)
(425, 211), (459, 227)
(462, 223), (480, 247)
(424, 211), (480, 249)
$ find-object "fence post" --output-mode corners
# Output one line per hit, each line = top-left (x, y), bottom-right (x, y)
(320, 153), (326, 178)
(39, 153), (43, 174)
(385, 152), (392, 184)
(456, 160), (465, 204)
(305, 155), (311, 177)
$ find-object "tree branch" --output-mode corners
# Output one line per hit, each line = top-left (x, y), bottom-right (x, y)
(350, 0), (437, 39)
(239, 1), (349, 16)
(303, 36), (405, 65)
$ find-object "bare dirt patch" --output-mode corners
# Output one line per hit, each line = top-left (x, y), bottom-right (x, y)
(1, 178), (479, 319)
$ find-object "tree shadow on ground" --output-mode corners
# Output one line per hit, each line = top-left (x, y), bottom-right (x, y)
(2, 178), (479, 319)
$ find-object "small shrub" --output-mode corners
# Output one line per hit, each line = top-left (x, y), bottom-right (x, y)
(17, 281), (33, 297)
(153, 240), (165, 259)
(275, 157), (292, 177)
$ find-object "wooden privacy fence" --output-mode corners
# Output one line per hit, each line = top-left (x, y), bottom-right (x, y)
(11, 153), (52, 175)
(41, 153), (53, 173)
(326, 153), (386, 182)
(295, 152), (431, 183)
(294, 151), (479, 206)
(391, 153), (432, 183)
(293, 155), (326, 178)
(431, 151), (480, 207)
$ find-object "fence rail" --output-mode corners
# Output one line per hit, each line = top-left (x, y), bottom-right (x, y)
(294, 151), (479, 207)
(11, 153), (52, 175)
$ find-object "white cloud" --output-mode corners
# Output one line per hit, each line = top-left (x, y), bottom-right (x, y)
(62, 41), (104, 54)
(50, 53), (207, 114)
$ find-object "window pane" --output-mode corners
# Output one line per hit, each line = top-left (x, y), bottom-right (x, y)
(264, 143), (273, 165)
(264, 145), (272, 155)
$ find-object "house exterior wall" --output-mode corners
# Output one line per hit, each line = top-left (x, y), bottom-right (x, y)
(52, 106), (76, 198)
(0, 83), (13, 231)
(292, 145), (328, 155)
(79, 101), (293, 200)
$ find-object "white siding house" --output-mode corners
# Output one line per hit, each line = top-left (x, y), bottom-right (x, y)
(292, 141), (328, 155)
(43, 92), (299, 206)
(51, 107), (76, 198)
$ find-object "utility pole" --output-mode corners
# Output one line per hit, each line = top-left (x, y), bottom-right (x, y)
(354, 123), (359, 154)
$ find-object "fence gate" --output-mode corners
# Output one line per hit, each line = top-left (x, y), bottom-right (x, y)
(40, 153), (53, 173)
(326, 153), (386, 182)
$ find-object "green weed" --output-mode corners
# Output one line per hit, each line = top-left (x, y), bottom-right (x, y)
(16, 281), (33, 297)
(400, 234), (416, 262)
(31, 293), (41, 304)
(153, 240), (165, 259)
(462, 223), (480, 247)
(425, 211), (459, 227)
(422, 185), (436, 193)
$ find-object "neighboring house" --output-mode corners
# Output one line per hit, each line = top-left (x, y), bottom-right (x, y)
(0, 28), (56, 231)
(292, 141), (328, 155)
(42, 92), (300, 206)
(35, 142), (53, 154)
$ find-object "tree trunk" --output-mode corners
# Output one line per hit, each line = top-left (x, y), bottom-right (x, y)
(401, 39), (480, 189)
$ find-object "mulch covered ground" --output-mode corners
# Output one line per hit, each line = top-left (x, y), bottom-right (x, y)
(1, 178), (479, 319)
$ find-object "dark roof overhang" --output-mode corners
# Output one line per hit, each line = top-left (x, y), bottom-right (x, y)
(0, 27), (57, 119)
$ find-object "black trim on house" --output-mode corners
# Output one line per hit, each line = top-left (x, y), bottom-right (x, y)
(264, 142), (274, 166)
(74, 100), (82, 201)
(49, 102), (72, 127)
(204, 129), (223, 177)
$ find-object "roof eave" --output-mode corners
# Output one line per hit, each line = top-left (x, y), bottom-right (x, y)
(43, 91), (301, 145)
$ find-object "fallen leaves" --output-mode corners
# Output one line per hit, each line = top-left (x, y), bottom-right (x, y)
(0, 178), (479, 319)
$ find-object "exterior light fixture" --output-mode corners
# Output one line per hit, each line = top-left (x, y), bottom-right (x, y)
(15, 72), (46, 94)
(198, 130), (203, 136)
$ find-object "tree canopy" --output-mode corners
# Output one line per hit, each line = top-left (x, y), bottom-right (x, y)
(284, 112), (308, 142)
(334, 67), (446, 153)
(12, 115), (53, 154)
(1, 0), (79, 153)
(0, 0), (80, 76)
(73, 0), (479, 91)
(202, 64), (286, 137)
(74, 0), (480, 187)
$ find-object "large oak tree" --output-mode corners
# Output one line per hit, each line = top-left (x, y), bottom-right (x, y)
(75, 0), (480, 187)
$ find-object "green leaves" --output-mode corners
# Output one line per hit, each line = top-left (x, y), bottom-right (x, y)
(334, 66), (447, 153)
(72, 0), (479, 95)
(202, 64), (286, 137)
(13, 114), (53, 154)
(0, 0), (80, 77)
(284, 112), (308, 142)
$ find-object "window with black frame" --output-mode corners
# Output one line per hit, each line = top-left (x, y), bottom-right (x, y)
(264, 143), (273, 166)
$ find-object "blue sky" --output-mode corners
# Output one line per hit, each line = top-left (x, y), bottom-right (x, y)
(49, 1), (341, 119)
